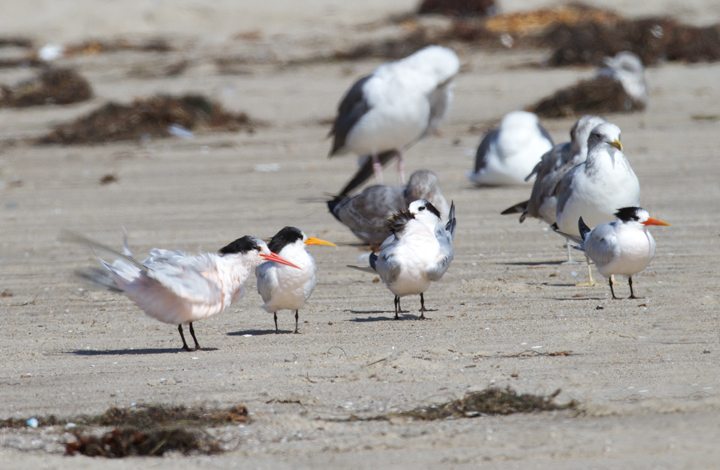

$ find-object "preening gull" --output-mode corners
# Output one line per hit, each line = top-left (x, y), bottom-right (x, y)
(350, 200), (456, 320)
(70, 231), (298, 351)
(552, 122), (641, 285)
(328, 169), (449, 248)
(467, 111), (553, 186)
(256, 227), (336, 334)
(329, 45), (460, 194)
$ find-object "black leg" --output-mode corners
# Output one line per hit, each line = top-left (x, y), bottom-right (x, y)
(609, 277), (619, 300)
(628, 276), (637, 299)
(274, 312), (279, 333)
(419, 293), (426, 320)
(188, 322), (201, 350)
(394, 296), (400, 320)
(294, 310), (299, 334)
(178, 324), (191, 351)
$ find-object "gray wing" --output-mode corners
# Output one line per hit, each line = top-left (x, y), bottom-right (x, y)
(255, 261), (276, 304)
(425, 244), (454, 282)
(330, 185), (406, 245)
(526, 143), (570, 219)
(474, 129), (499, 173)
(554, 163), (582, 216)
(584, 223), (620, 268)
(376, 250), (402, 285)
(144, 252), (223, 305)
(329, 74), (373, 156)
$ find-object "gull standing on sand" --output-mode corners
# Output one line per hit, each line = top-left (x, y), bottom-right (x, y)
(467, 111), (553, 186)
(501, 115), (607, 262)
(73, 231), (298, 351)
(255, 227), (336, 333)
(329, 45), (460, 194)
(354, 200), (456, 320)
(327, 169), (449, 249)
(553, 122), (641, 285)
(572, 207), (669, 299)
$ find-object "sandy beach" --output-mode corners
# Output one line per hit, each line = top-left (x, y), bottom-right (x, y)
(1, 1), (720, 468)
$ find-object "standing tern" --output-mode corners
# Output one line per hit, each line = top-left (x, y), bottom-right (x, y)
(327, 169), (449, 249)
(501, 115), (607, 262)
(255, 227), (336, 333)
(329, 45), (459, 193)
(467, 111), (553, 186)
(553, 122), (641, 285)
(572, 207), (669, 299)
(358, 199), (456, 320)
(72, 231), (299, 351)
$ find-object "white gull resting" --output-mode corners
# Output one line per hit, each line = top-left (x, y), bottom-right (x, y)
(572, 207), (669, 299)
(467, 111), (553, 186)
(351, 199), (456, 320)
(256, 227), (336, 334)
(73, 231), (298, 351)
(553, 122), (641, 285)
(327, 169), (449, 249)
(596, 51), (648, 109)
(329, 45), (460, 190)
(501, 114), (607, 262)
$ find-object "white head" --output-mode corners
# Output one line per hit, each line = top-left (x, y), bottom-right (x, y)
(401, 46), (460, 85)
(570, 115), (607, 155)
(408, 199), (442, 227)
(587, 122), (623, 153)
(406, 170), (441, 201)
(603, 51), (644, 76)
(500, 111), (541, 132)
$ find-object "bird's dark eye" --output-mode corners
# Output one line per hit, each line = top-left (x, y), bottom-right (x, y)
(419, 206), (425, 211)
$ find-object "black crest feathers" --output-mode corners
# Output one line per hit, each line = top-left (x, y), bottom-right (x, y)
(614, 207), (641, 222)
(268, 227), (303, 253)
(386, 209), (414, 236)
(219, 236), (259, 255)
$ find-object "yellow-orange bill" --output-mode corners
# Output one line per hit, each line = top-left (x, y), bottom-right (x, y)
(304, 237), (337, 247)
(643, 218), (670, 226)
(261, 252), (301, 269)
(610, 139), (623, 151)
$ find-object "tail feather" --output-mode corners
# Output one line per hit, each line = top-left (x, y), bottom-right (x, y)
(445, 201), (456, 241)
(74, 267), (123, 293)
(326, 197), (344, 221)
(501, 200), (529, 223)
(578, 217), (591, 242)
(550, 222), (583, 245)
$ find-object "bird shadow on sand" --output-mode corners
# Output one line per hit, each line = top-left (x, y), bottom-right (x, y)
(227, 329), (282, 336)
(346, 310), (433, 322)
(502, 260), (565, 266)
(551, 296), (605, 301)
(69, 347), (217, 356)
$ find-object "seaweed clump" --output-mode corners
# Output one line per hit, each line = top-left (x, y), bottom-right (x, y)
(65, 427), (221, 457)
(418, 0), (496, 17)
(37, 94), (257, 145)
(0, 68), (92, 108)
(545, 17), (720, 66)
(401, 387), (575, 420)
(528, 75), (645, 118)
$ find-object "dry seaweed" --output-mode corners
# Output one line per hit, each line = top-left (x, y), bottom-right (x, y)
(417, 0), (496, 17)
(65, 427), (221, 457)
(37, 94), (257, 145)
(0, 37), (33, 48)
(0, 404), (249, 429)
(401, 387), (575, 420)
(484, 4), (622, 37)
(0, 68), (92, 108)
(336, 28), (436, 60)
(64, 38), (172, 56)
(545, 17), (720, 66)
(528, 75), (645, 118)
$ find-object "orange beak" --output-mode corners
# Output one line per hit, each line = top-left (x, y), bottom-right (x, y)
(261, 252), (301, 269)
(643, 218), (670, 226)
(304, 237), (337, 247)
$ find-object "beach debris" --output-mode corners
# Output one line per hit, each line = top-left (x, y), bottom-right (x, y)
(63, 38), (172, 56)
(400, 387), (575, 420)
(37, 94), (257, 145)
(65, 427), (221, 457)
(99, 174), (118, 185)
(0, 37), (33, 49)
(37, 44), (65, 61)
(0, 68), (93, 108)
(544, 17), (720, 66)
(26, 418), (39, 428)
(1, 403), (250, 429)
(417, 0), (496, 17)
